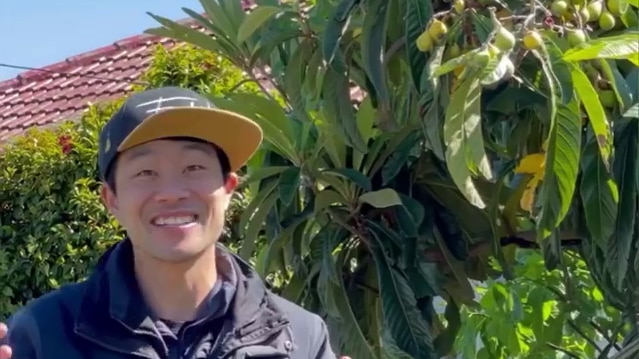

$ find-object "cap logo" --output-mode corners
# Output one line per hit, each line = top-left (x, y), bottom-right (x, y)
(135, 96), (213, 115)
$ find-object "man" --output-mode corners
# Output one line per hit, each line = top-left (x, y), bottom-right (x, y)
(0, 87), (344, 358)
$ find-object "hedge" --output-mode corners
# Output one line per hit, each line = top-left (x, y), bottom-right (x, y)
(0, 44), (259, 320)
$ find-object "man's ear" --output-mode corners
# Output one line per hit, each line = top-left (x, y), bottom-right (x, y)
(223, 173), (239, 194)
(101, 183), (119, 214)
(221, 173), (239, 211)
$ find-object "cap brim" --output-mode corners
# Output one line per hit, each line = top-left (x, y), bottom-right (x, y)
(117, 107), (263, 172)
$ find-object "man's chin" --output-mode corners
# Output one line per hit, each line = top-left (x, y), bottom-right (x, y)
(150, 246), (210, 264)
(148, 234), (212, 261)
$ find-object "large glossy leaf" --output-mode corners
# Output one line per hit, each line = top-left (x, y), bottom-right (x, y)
(404, 0), (433, 88)
(329, 270), (378, 359)
(283, 39), (314, 125)
(536, 100), (582, 241)
(144, 13), (237, 61)
(533, 42), (582, 245)
(353, 96), (377, 170)
(361, 0), (391, 107)
(579, 128), (619, 248)
(278, 167), (302, 206)
(570, 64), (612, 170)
(368, 222), (435, 358)
(321, 68), (368, 153)
(208, 95), (299, 161)
(607, 121), (639, 290)
(562, 32), (639, 65)
(237, 6), (283, 43)
(198, 0), (238, 37)
(322, 0), (360, 70)
(241, 189), (279, 260)
(358, 188), (403, 208)
(443, 72), (492, 209)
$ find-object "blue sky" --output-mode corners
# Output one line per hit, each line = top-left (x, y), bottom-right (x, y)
(0, 1), (203, 81)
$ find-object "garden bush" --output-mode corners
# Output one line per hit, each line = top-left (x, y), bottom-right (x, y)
(0, 43), (259, 320)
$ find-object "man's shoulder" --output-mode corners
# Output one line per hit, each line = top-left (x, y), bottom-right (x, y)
(2, 282), (88, 355)
(269, 292), (323, 323)
(8, 281), (87, 328)
(268, 293), (329, 338)
(267, 293), (337, 358)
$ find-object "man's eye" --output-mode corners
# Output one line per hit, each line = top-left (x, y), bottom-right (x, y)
(186, 165), (205, 172)
(136, 170), (154, 177)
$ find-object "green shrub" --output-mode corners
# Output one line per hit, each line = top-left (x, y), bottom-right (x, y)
(0, 43), (258, 320)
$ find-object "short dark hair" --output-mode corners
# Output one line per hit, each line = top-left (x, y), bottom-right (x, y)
(104, 137), (231, 194)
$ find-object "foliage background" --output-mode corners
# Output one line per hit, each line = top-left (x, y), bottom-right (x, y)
(145, 0), (639, 358)
(0, 44), (258, 320)
(1, 0), (638, 356)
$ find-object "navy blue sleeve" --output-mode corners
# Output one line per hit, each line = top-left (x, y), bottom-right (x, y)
(1, 309), (40, 359)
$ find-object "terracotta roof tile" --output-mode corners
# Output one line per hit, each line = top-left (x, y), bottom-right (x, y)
(0, 1), (265, 143)
(0, 32), (183, 142)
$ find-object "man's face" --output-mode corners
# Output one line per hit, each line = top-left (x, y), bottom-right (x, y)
(101, 138), (238, 263)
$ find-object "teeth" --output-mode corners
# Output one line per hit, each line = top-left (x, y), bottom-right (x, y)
(153, 215), (196, 226)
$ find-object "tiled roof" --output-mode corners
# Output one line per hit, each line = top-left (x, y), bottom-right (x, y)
(0, 35), (182, 142)
(0, 1), (256, 142)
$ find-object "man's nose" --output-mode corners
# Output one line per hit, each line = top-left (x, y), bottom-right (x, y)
(153, 179), (190, 203)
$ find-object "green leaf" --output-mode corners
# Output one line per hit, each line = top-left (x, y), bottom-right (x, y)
(599, 59), (635, 113)
(321, 67), (368, 153)
(241, 166), (289, 188)
(328, 273), (378, 359)
(249, 27), (304, 67)
(579, 127), (619, 248)
(570, 64), (612, 169)
(361, 0), (391, 106)
(228, 93), (295, 141)
(607, 121), (639, 290)
(314, 189), (348, 213)
(278, 167), (302, 205)
(353, 96), (377, 170)
(430, 52), (475, 78)
(621, 3), (639, 27)
(241, 190), (279, 260)
(219, 0), (247, 31)
(145, 13), (232, 58)
(197, 0), (237, 38)
(537, 100), (582, 240)
(208, 95), (298, 162)
(405, 0), (433, 88)
(381, 131), (421, 185)
(284, 39), (314, 126)
(432, 226), (475, 304)
(369, 224), (435, 358)
(322, 0), (360, 69)
(562, 32), (639, 65)
(238, 179), (278, 241)
(180, 8), (240, 54)
(358, 188), (403, 208)
(237, 6), (283, 43)
(321, 168), (372, 192)
(443, 72), (492, 209)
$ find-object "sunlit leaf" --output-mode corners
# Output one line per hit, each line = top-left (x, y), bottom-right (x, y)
(237, 6), (283, 43)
